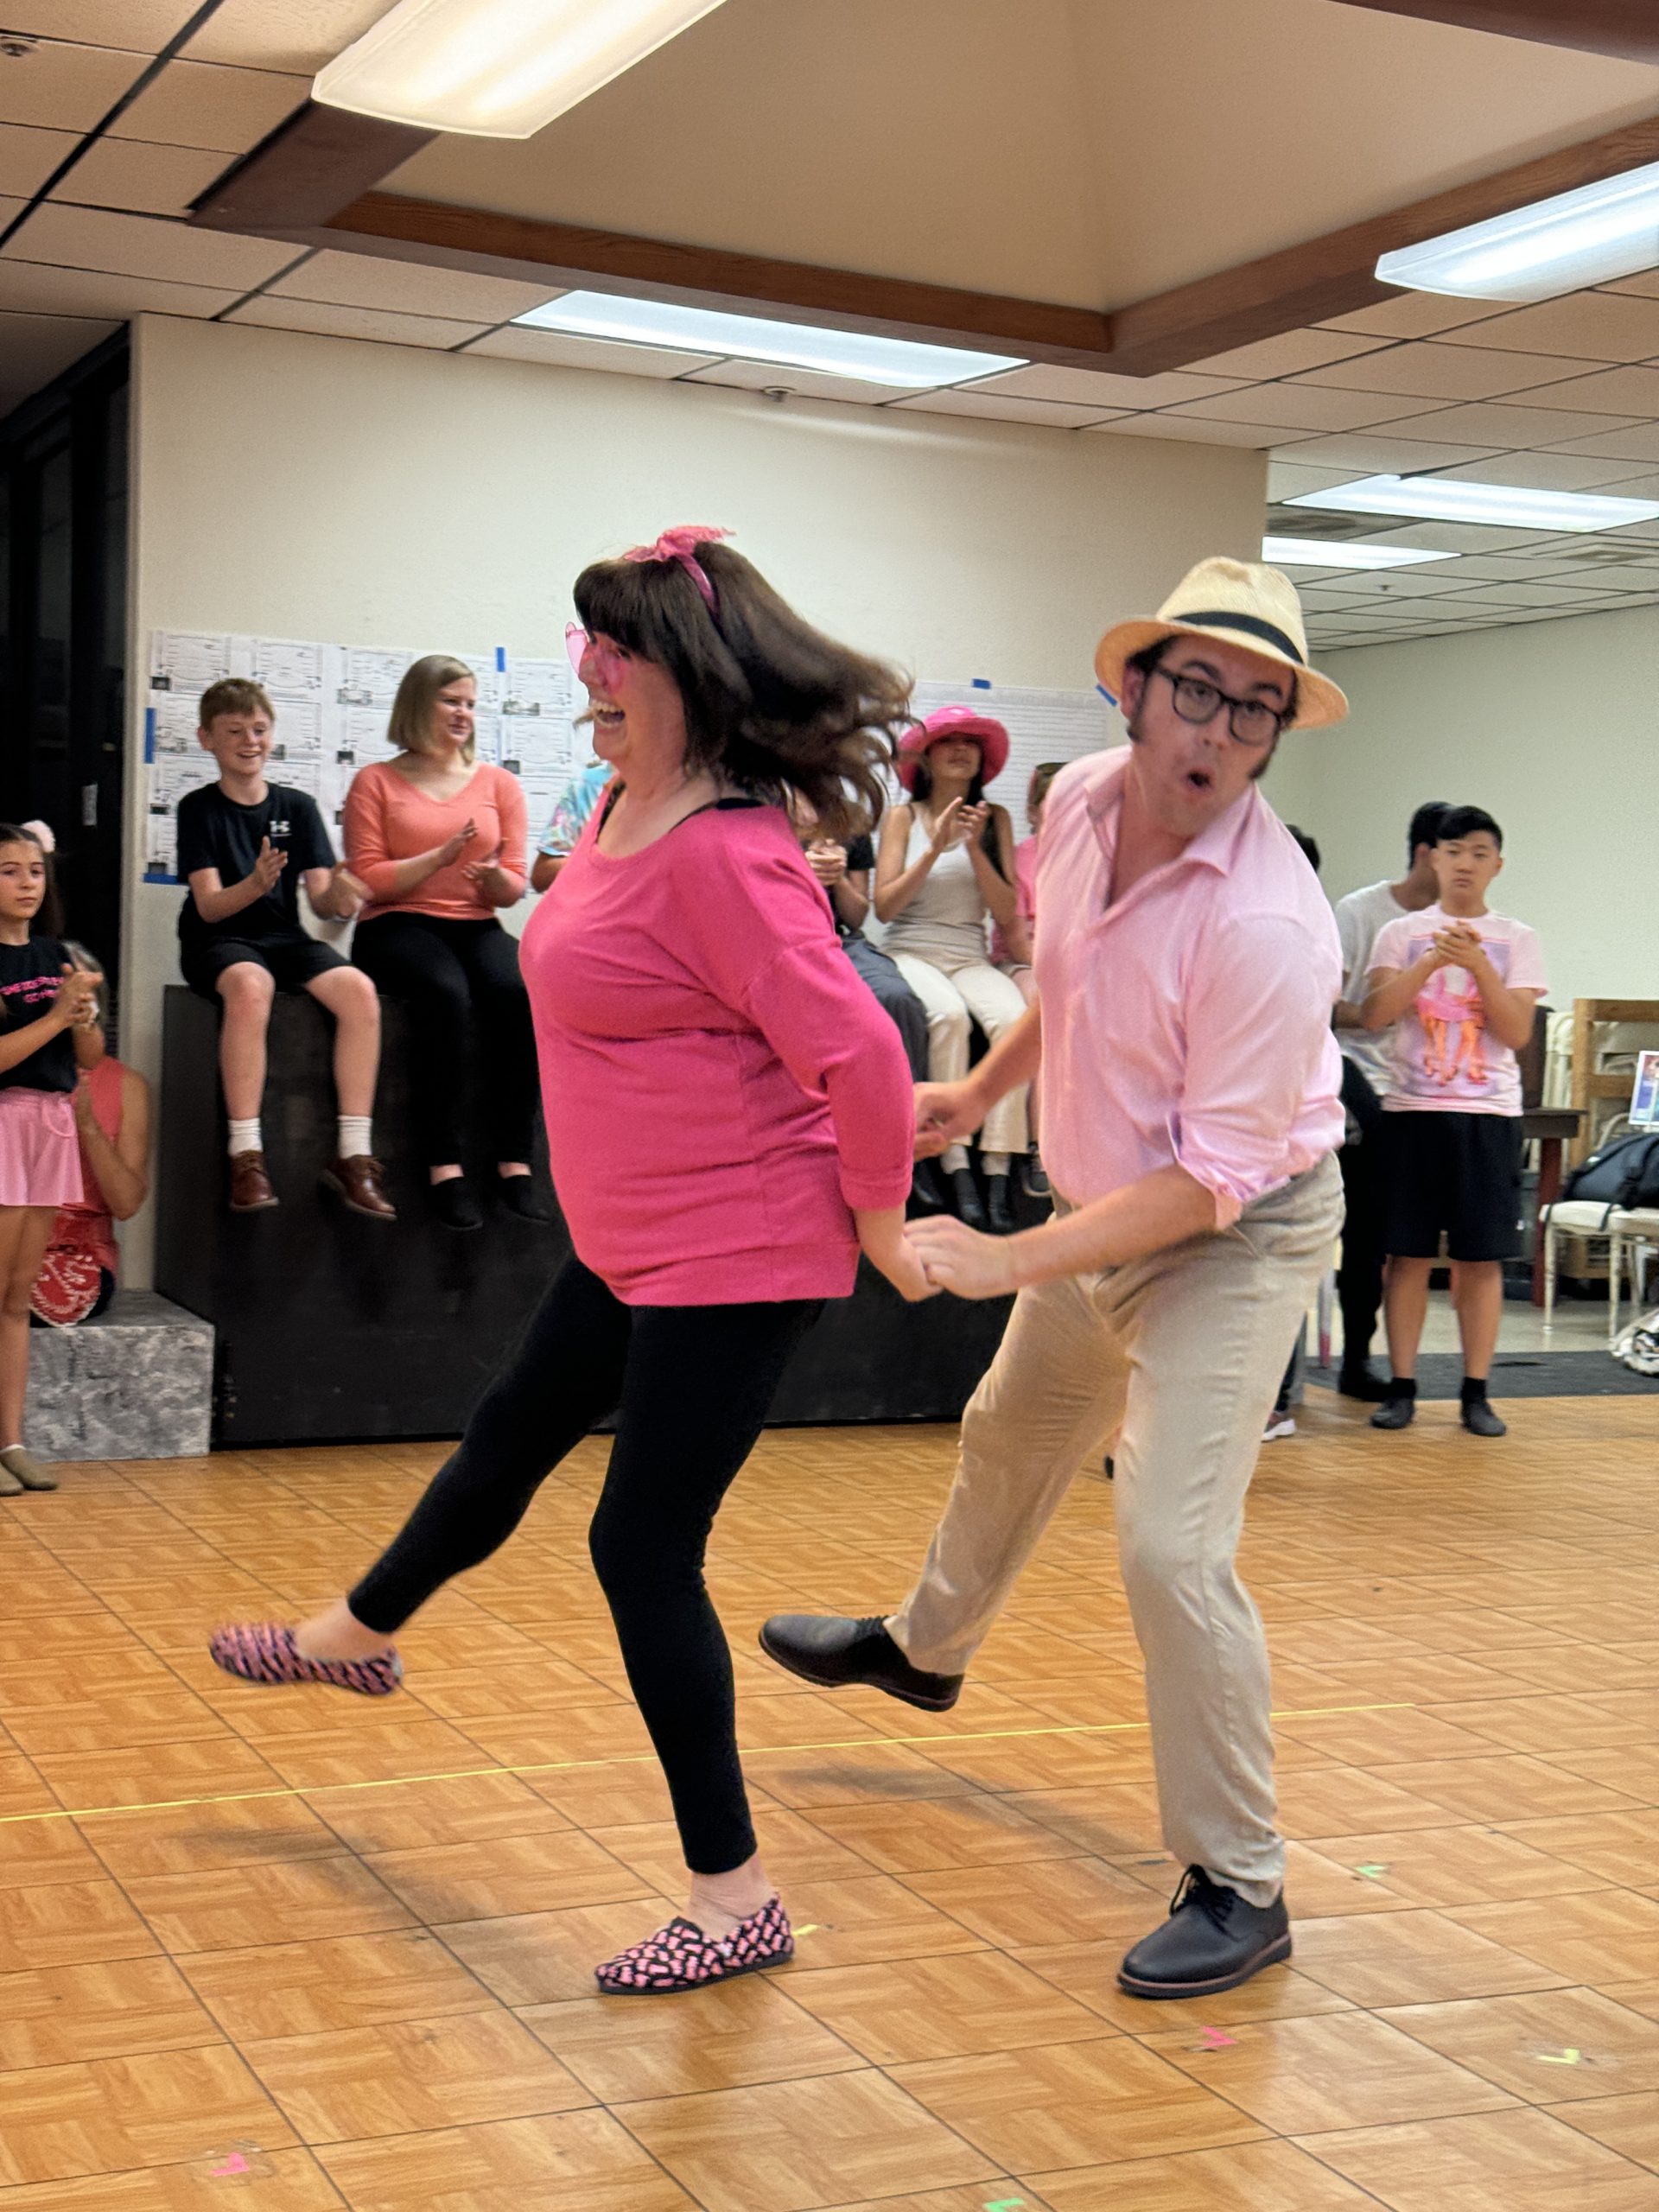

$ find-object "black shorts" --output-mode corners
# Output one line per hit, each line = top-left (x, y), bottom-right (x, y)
(181, 934), (346, 1001)
(1382, 1110), (1523, 1262)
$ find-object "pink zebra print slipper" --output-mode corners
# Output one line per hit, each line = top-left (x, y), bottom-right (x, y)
(594, 1897), (794, 1995)
(208, 1621), (402, 1698)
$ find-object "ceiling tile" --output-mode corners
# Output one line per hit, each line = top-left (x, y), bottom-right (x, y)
(1161, 384), (1438, 433)
(1447, 451), (1659, 492)
(1582, 469), (1659, 499)
(1273, 433), (1503, 472)
(226, 296), (487, 349)
(1598, 270), (1659, 299)
(51, 137), (233, 218)
(1187, 330), (1391, 378)
(1306, 569), (1468, 601)
(1541, 423), (1659, 463)
(183, 1), (402, 74)
(684, 359), (913, 404)
(108, 59), (308, 154)
(0, 123), (76, 197)
(0, 307), (119, 415)
(0, 37), (146, 130)
(1317, 295), (1512, 340)
(1094, 415), (1306, 448)
(1498, 364), (1659, 416)
(465, 326), (720, 378)
(0, 257), (235, 318)
(1440, 293), (1659, 361)
(1294, 342), (1600, 402)
(888, 388), (1128, 428)
(3, 203), (302, 289)
(0, 194), (25, 229)
(962, 365), (1245, 409)
(2, 5), (195, 46)
(1448, 581), (1622, 605)
(1267, 460), (1368, 500)
(265, 249), (556, 323)
(1391, 400), (1643, 448)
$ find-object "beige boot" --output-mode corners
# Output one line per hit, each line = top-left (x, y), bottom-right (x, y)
(0, 1447), (57, 1491)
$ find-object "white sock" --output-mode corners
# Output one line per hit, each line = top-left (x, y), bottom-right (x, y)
(337, 1116), (372, 1160)
(982, 1152), (1012, 1178)
(227, 1118), (262, 1158)
(942, 1144), (970, 1175)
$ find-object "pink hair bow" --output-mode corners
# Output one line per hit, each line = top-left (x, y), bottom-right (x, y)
(623, 524), (731, 610)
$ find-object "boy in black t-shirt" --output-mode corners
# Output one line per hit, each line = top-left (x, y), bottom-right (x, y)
(178, 679), (393, 1218)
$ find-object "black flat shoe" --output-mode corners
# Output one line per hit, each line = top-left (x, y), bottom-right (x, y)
(1118, 1866), (1291, 1999)
(1338, 1363), (1392, 1402)
(985, 1173), (1014, 1235)
(429, 1177), (482, 1231)
(1462, 1399), (1507, 1437)
(1022, 1150), (1050, 1198)
(758, 1613), (962, 1713)
(497, 1173), (550, 1222)
(1370, 1394), (1415, 1430)
(909, 1160), (949, 1215)
(950, 1168), (988, 1231)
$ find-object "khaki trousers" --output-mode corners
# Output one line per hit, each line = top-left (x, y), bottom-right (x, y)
(889, 1154), (1343, 1905)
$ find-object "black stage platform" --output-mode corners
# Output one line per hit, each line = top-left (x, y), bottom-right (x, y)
(157, 987), (1015, 1446)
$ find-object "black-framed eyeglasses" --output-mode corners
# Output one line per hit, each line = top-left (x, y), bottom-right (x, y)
(1151, 664), (1287, 750)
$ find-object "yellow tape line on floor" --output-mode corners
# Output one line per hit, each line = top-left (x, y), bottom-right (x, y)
(0, 1702), (1411, 1831)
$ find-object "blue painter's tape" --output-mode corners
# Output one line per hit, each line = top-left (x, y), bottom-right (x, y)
(1097, 683), (1118, 706)
(970, 677), (992, 689)
(144, 708), (156, 763)
(495, 646), (506, 671)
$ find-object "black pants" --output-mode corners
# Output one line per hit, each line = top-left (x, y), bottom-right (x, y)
(353, 913), (537, 1166)
(1338, 1059), (1387, 1368)
(349, 1257), (820, 1874)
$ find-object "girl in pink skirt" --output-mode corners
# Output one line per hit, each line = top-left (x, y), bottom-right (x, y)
(0, 823), (103, 1495)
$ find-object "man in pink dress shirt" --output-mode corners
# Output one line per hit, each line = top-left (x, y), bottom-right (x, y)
(762, 559), (1349, 2000)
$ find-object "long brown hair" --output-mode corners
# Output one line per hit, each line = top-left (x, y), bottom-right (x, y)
(0, 823), (64, 938)
(572, 540), (910, 838)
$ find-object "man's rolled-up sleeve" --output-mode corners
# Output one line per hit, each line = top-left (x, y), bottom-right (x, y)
(1175, 912), (1338, 1226)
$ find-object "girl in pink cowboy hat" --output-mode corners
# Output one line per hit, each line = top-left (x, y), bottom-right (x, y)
(877, 706), (1030, 1232)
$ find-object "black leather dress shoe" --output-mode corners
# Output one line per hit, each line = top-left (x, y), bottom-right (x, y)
(1117, 1866), (1291, 1999)
(758, 1614), (963, 1712)
(1338, 1362), (1391, 1402)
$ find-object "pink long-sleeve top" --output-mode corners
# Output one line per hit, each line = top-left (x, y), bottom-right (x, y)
(519, 796), (913, 1305)
(343, 760), (527, 922)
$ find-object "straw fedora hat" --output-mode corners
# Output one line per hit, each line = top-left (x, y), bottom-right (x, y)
(1094, 556), (1347, 731)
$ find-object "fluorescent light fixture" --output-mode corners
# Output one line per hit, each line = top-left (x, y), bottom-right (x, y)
(1262, 535), (1453, 570)
(1376, 159), (1659, 303)
(1287, 474), (1659, 532)
(314, 0), (728, 138)
(512, 290), (1027, 388)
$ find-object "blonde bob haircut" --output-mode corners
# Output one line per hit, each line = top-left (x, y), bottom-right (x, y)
(387, 654), (476, 762)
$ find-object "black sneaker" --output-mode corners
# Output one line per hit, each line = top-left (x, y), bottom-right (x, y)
(1338, 1363), (1392, 1402)
(950, 1168), (988, 1231)
(1118, 1866), (1291, 1999)
(429, 1176), (483, 1231)
(986, 1173), (1014, 1236)
(497, 1173), (550, 1222)
(1462, 1398), (1507, 1437)
(1370, 1393), (1415, 1430)
(1022, 1150), (1051, 1198)
(758, 1613), (962, 1712)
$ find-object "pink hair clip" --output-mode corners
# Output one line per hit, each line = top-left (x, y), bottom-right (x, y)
(21, 818), (55, 854)
(623, 524), (731, 610)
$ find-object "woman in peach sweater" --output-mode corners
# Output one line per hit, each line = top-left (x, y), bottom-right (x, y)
(344, 656), (540, 1230)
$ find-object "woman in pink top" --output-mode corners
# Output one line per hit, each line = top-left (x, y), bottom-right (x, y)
(345, 655), (539, 1230)
(211, 529), (926, 1996)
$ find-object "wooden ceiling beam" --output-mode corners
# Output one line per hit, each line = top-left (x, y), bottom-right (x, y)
(1327, 1), (1659, 67)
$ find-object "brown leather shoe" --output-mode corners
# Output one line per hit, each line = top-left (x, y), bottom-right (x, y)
(228, 1150), (278, 1211)
(321, 1154), (396, 1221)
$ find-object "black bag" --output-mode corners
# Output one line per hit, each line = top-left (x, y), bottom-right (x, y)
(1560, 1129), (1659, 1221)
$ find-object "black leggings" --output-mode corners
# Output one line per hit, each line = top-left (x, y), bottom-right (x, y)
(349, 1257), (819, 1873)
(352, 912), (537, 1167)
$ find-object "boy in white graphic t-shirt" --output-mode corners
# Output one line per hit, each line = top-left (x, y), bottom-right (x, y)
(1361, 806), (1546, 1438)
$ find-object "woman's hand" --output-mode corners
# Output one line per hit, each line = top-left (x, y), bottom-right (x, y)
(926, 797), (966, 855)
(54, 965), (102, 1031)
(329, 863), (369, 918)
(855, 1207), (938, 1303)
(906, 1215), (1016, 1300)
(435, 818), (478, 869)
(955, 800), (991, 849)
(72, 1071), (98, 1134)
(463, 845), (518, 906)
(804, 838), (848, 887)
(913, 1078), (982, 1159)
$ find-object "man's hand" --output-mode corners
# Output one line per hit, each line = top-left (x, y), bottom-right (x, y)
(804, 838), (848, 887)
(248, 837), (286, 894)
(1433, 923), (1484, 970)
(329, 863), (368, 918)
(906, 1215), (1016, 1300)
(914, 1079), (982, 1159)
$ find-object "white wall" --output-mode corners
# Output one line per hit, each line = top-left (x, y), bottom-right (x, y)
(1268, 604), (1659, 1007)
(125, 312), (1266, 1282)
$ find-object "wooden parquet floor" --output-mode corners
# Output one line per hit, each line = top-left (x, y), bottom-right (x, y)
(3, 1394), (1659, 2209)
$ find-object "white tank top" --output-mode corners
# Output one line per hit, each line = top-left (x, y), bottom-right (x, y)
(881, 810), (992, 962)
